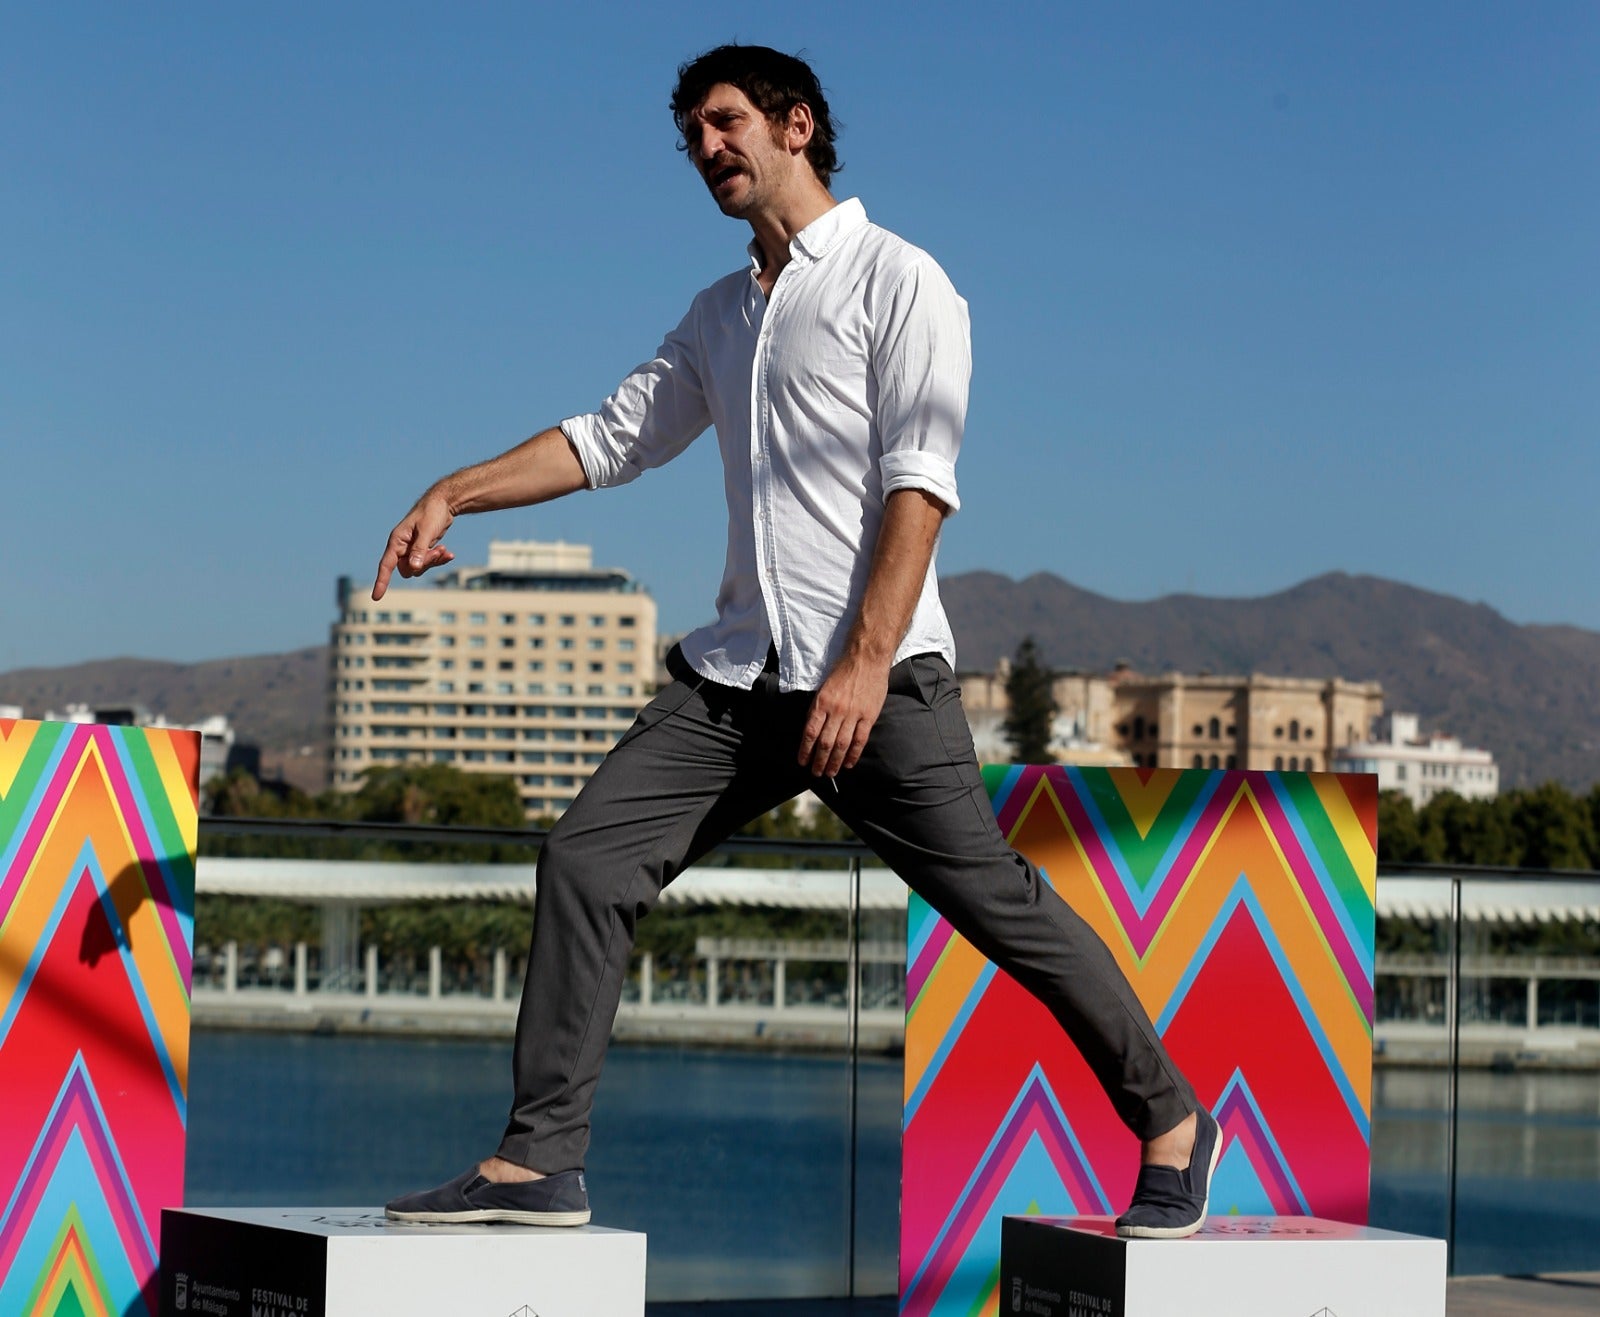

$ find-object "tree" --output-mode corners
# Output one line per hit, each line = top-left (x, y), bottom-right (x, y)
(1376, 791), (1427, 864)
(1506, 782), (1597, 870)
(1003, 636), (1056, 765)
(348, 763), (527, 830)
(1418, 792), (1519, 867)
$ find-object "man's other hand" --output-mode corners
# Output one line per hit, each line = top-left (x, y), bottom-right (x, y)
(373, 492), (456, 600)
(799, 655), (890, 778)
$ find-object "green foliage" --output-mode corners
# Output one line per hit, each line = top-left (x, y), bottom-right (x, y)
(1378, 782), (1600, 871)
(195, 894), (318, 947)
(1506, 782), (1597, 870)
(1002, 636), (1056, 764)
(201, 763), (533, 862)
(1376, 792), (1426, 864)
(1420, 792), (1518, 867)
(729, 799), (857, 867)
(349, 764), (526, 829)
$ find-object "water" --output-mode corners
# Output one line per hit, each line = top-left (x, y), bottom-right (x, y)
(183, 1032), (1600, 1298)
(184, 1032), (901, 1300)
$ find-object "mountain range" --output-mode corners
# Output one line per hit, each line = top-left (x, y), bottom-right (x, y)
(2, 573), (1596, 790)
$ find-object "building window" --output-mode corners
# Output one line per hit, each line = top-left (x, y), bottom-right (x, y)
(1192, 724), (1203, 737)
(1192, 754), (1204, 768)
(1133, 715), (1146, 740)
(1226, 755), (1237, 769)
(559, 614), (576, 626)
(1274, 756), (1284, 770)
(1208, 717), (1220, 739)
(439, 611), (456, 623)
(1289, 719), (1301, 742)
(470, 612), (486, 625)
(618, 639), (636, 651)
(1207, 755), (1220, 769)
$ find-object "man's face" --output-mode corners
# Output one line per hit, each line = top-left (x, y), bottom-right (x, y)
(684, 82), (795, 218)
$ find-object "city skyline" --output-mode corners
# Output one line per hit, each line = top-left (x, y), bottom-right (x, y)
(3, 3), (1596, 671)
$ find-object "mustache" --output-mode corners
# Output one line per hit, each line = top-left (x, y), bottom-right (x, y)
(703, 153), (744, 180)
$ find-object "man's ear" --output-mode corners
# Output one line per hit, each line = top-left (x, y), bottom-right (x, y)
(784, 102), (816, 155)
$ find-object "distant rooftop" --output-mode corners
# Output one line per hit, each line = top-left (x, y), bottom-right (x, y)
(434, 538), (642, 594)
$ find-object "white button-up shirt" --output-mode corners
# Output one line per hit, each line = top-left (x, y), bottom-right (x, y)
(561, 198), (970, 692)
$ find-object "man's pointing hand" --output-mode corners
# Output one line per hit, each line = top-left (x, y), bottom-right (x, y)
(373, 491), (456, 601)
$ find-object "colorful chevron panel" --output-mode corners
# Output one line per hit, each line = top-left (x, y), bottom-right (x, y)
(0, 720), (199, 1317)
(901, 767), (1377, 1316)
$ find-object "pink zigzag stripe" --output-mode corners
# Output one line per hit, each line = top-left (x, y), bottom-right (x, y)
(1247, 775), (1372, 1016)
(1214, 1090), (1301, 1212)
(908, 1078), (1104, 1309)
(0, 1063), (154, 1282)
(908, 922), (954, 1006)
(1105, 781), (1241, 953)
(1045, 781), (1242, 956)
(0, 725), (84, 914)
(90, 727), (191, 985)
(991, 766), (1041, 836)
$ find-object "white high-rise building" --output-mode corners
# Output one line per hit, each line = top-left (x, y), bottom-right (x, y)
(1332, 712), (1498, 807)
(328, 539), (658, 819)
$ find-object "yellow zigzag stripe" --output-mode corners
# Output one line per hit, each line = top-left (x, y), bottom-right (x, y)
(32, 1214), (113, 1317)
(0, 718), (40, 800)
(147, 730), (199, 847)
(1313, 774), (1377, 902)
(1103, 766), (1180, 840)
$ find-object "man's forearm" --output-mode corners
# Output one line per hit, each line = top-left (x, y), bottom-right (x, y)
(373, 426), (590, 599)
(840, 488), (948, 667)
(797, 487), (948, 775)
(434, 426), (591, 515)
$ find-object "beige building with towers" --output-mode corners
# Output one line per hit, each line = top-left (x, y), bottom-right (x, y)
(961, 662), (1385, 772)
(328, 539), (657, 819)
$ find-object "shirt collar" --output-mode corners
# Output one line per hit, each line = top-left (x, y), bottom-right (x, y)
(745, 197), (868, 271)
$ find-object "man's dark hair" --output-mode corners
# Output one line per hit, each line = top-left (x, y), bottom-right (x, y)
(671, 44), (842, 188)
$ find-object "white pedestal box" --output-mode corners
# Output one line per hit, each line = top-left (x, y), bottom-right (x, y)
(159, 1206), (646, 1317)
(1001, 1215), (1445, 1317)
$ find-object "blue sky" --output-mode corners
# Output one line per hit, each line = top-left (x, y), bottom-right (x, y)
(3, 2), (1596, 671)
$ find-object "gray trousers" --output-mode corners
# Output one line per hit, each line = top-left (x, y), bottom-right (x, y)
(496, 650), (1196, 1172)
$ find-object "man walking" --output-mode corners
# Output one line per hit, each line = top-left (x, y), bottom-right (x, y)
(379, 44), (1218, 1240)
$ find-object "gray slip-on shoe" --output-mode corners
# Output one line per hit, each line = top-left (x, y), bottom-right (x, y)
(1114, 1107), (1222, 1239)
(385, 1166), (590, 1226)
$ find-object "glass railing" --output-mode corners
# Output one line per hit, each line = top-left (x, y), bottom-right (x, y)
(187, 821), (1600, 1294)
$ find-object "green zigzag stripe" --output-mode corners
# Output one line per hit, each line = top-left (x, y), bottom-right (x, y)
(1074, 768), (1214, 890)
(1274, 774), (1375, 956)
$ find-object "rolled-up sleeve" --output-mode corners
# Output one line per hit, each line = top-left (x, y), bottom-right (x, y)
(561, 301), (712, 490)
(871, 257), (970, 514)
